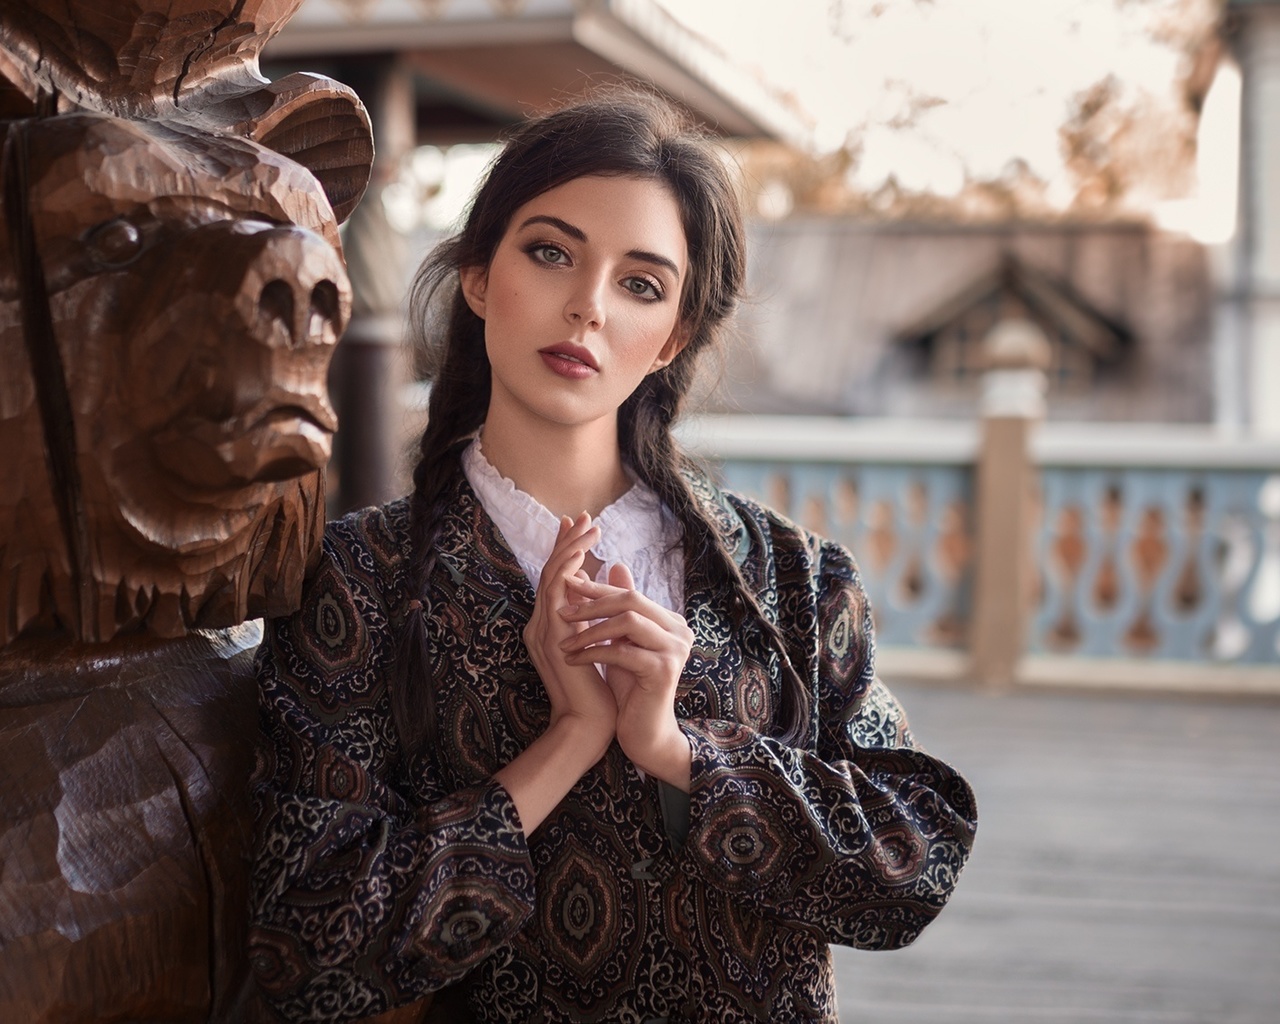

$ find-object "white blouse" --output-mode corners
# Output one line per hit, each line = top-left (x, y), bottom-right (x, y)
(460, 437), (685, 614)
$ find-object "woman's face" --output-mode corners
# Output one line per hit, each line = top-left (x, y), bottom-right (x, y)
(460, 174), (689, 438)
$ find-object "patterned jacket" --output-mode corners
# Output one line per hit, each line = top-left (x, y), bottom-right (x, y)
(248, 469), (977, 1023)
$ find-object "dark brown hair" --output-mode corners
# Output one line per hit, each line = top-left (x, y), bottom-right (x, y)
(394, 89), (809, 757)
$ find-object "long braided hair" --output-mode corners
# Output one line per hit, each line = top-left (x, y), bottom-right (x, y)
(392, 90), (810, 758)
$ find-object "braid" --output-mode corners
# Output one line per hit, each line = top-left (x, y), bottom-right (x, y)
(621, 372), (811, 747)
(713, 508), (812, 747)
(391, 287), (488, 761)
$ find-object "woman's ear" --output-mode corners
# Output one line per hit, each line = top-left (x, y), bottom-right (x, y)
(649, 323), (692, 373)
(459, 264), (488, 319)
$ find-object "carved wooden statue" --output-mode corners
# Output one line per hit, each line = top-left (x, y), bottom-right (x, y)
(0, 2), (373, 1019)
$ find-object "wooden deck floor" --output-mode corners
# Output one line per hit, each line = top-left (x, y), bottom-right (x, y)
(833, 680), (1280, 1024)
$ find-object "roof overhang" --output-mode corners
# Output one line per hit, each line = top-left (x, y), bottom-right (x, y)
(266, 0), (809, 146)
(896, 254), (1132, 362)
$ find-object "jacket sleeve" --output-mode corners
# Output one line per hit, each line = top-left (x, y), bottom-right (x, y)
(248, 529), (536, 1023)
(677, 530), (977, 951)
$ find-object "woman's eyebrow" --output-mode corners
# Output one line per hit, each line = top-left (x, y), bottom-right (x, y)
(627, 249), (681, 279)
(517, 214), (586, 241)
(516, 214), (681, 279)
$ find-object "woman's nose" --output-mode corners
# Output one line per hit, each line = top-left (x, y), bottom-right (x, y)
(564, 276), (606, 329)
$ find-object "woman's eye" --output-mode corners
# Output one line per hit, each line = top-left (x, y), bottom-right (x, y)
(532, 244), (567, 265)
(624, 277), (661, 300)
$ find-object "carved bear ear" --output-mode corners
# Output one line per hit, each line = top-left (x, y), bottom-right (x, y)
(215, 72), (375, 224)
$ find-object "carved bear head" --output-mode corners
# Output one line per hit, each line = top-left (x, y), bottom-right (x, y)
(0, 0), (374, 643)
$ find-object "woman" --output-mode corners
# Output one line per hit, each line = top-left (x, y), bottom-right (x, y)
(249, 91), (977, 1024)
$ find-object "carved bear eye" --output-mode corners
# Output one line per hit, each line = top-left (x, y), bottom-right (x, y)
(85, 217), (143, 267)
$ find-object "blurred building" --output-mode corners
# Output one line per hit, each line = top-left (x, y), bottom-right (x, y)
(710, 220), (1212, 423)
(267, 0), (805, 145)
(709, 1), (1280, 436)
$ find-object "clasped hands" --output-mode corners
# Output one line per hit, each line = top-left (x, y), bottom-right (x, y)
(522, 512), (693, 790)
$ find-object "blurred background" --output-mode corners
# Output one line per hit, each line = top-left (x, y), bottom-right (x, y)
(265, 3), (1279, 1020)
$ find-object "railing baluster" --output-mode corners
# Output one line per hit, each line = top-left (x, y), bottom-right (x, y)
(687, 415), (1280, 678)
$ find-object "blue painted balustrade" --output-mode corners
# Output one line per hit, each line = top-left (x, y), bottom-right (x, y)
(716, 459), (975, 650)
(1031, 466), (1280, 664)
(690, 416), (1280, 669)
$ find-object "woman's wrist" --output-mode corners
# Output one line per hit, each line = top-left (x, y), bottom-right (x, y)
(494, 714), (613, 836)
(547, 711), (615, 767)
(624, 725), (692, 793)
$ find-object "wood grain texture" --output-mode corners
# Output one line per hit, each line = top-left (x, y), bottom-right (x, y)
(0, 0), (380, 643)
(0, 1), (305, 115)
(0, 624), (270, 1022)
(0, 0), (373, 224)
(0, 1), (376, 1019)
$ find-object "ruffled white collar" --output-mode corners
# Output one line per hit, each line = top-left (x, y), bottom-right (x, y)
(460, 437), (685, 613)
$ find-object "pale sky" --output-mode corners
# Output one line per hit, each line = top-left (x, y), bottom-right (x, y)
(394, 0), (1236, 240)
(656, 0), (1216, 205)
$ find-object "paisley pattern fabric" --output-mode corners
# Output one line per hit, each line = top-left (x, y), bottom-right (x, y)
(249, 468), (978, 1023)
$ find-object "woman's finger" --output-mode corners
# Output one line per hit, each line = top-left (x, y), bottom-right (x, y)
(534, 515), (572, 592)
(609, 561), (636, 590)
(546, 514), (595, 566)
(530, 516), (597, 649)
(564, 642), (683, 676)
(542, 521), (599, 590)
(560, 591), (684, 634)
(561, 557), (632, 595)
(563, 579), (653, 616)
(564, 576), (621, 599)
(559, 610), (673, 653)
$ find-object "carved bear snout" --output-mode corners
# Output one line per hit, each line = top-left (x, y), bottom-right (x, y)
(258, 276), (342, 350)
(131, 219), (349, 489)
(242, 222), (349, 353)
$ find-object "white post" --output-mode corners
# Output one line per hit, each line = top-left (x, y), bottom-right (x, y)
(1229, 0), (1280, 435)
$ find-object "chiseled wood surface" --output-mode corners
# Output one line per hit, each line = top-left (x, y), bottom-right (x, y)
(0, 625), (269, 1022)
(0, 1), (374, 1019)
(835, 681), (1280, 1024)
(0, 0), (372, 644)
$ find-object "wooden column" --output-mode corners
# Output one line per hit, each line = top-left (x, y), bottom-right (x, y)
(969, 319), (1050, 689)
(329, 57), (416, 515)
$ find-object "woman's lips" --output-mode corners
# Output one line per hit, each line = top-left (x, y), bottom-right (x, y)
(539, 349), (598, 379)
